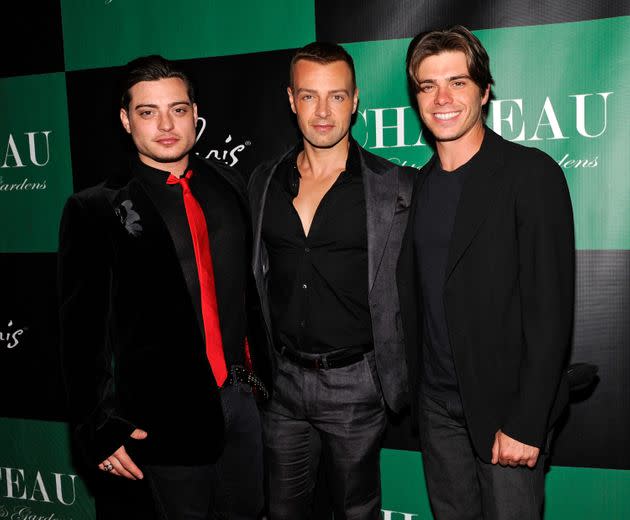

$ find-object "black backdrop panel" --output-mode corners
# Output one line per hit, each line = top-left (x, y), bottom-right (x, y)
(183, 49), (300, 174)
(66, 49), (300, 192)
(552, 250), (630, 470)
(0, 253), (66, 420)
(65, 65), (129, 191)
(315, 0), (630, 43)
(0, 1), (65, 78)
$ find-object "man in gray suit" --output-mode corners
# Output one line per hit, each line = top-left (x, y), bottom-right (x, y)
(248, 42), (415, 519)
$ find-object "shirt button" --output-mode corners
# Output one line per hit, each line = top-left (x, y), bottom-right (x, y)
(304, 247), (310, 253)
(300, 320), (305, 328)
(302, 283), (308, 289)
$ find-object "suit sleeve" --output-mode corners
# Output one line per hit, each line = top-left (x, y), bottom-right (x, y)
(58, 195), (136, 466)
(502, 151), (575, 448)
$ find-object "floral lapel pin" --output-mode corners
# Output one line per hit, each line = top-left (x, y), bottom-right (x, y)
(114, 200), (142, 237)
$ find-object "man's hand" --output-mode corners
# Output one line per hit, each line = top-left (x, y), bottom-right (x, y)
(491, 429), (539, 468)
(98, 428), (147, 479)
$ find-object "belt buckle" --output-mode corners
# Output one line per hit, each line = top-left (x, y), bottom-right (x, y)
(315, 355), (329, 370)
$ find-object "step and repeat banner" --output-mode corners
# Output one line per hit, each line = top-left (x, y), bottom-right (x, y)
(1, 1), (629, 518)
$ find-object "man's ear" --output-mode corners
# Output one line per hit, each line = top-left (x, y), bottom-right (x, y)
(481, 85), (490, 106)
(352, 87), (359, 114)
(287, 86), (297, 114)
(193, 103), (198, 125)
(120, 108), (131, 134)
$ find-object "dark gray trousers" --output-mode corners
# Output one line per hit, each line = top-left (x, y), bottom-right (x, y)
(144, 383), (264, 520)
(262, 350), (387, 520)
(419, 393), (546, 520)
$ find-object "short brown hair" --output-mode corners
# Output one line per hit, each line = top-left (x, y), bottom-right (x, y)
(289, 42), (356, 91)
(406, 25), (494, 95)
(120, 55), (195, 110)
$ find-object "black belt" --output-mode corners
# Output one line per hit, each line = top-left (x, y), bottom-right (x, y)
(275, 344), (372, 370)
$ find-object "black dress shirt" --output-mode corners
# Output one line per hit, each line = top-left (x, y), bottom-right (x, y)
(262, 142), (373, 354)
(132, 156), (248, 368)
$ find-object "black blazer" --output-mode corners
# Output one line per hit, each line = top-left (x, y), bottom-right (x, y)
(58, 155), (258, 467)
(249, 143), (416, 413)
(397, 128), (574, 461)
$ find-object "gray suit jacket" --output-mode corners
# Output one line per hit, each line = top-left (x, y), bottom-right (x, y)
(248, 142), (416, 413)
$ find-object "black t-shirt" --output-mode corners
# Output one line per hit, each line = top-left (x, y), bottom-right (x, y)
(262, 142), (373, 354)
(413, 156), (474, 398)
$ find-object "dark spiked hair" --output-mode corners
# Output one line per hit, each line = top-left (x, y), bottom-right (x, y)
(120, 55), (195, 110)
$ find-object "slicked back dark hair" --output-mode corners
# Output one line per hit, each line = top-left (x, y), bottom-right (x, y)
(289, 42), (356, 91)
(120, 55), (195, 110)
(406, 25), (494, 95)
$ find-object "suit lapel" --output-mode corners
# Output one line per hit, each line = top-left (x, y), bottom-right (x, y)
(361, 149), (399, 294)
(397, 155), (432, 307)
(195, 156), (248, 211)
(445, 129), (504, 281)
(251, 147), (295, 274)
(250, 171), (273, 268)
(411, 154), (435, 212)
(397, 159), (429, 297)
(250, 147), (295, 344)
(128, 177), (205, 337)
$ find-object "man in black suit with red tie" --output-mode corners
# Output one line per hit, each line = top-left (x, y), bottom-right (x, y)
(58, 55), (265, 520)
(397, 27), (574, 518)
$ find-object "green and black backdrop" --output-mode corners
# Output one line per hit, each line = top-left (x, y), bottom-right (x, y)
(1, 1), (629, 518)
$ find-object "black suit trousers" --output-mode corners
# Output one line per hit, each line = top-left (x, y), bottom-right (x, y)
(262, 350), (387, 520)
(419, 392), (546, 520)
(143, 383), (263, 520)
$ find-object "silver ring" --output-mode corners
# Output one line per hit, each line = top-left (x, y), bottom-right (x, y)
(104, 462), (114, 472)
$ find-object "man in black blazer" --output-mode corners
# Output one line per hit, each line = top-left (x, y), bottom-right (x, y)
(249, 42), (415, 518)
(397, 27), (574, 518)
(58, 55), (264, 519)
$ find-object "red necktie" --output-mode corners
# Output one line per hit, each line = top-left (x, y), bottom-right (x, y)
(167, 170), (227, 386)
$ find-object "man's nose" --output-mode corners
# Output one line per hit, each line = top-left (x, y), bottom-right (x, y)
(315, 99), (331, 117)
(158, 112), (175, 131)
(435, 85), (453, 105)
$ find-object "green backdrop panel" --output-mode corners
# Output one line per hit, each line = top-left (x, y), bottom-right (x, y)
(546, 465), (630, 518)
(349, 16), (630, 250)
(381, 449), (630, 519)
(0, 73), (73, 252)
(381, 449), (433, 519)
(61, 0), (316, 71)
(0, 417), (94, 519)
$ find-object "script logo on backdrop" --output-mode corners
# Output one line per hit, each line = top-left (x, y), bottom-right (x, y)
(194, 117), (251, 167)
(354, 91), (612, 170)
(0, 130), (51, 191)
(0, 320), (27, 350)
(0, 466), (77, 519)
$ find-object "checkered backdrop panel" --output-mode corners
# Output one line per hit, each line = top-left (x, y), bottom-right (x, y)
(1, 1), (629, 518)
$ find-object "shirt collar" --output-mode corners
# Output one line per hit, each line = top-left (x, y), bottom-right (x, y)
(283, 137), (361, 195)
(131, 155), (191, 188)
(345, 137), (361, 178)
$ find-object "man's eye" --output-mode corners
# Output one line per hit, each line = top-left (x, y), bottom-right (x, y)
(174, 107), (188, 114)
(332, 95), (345, 102)
(301, 95), (313, 101)
(453, 81), (466, 88)
(420, 85), (434, 93)
(139, 110), (154, 117)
